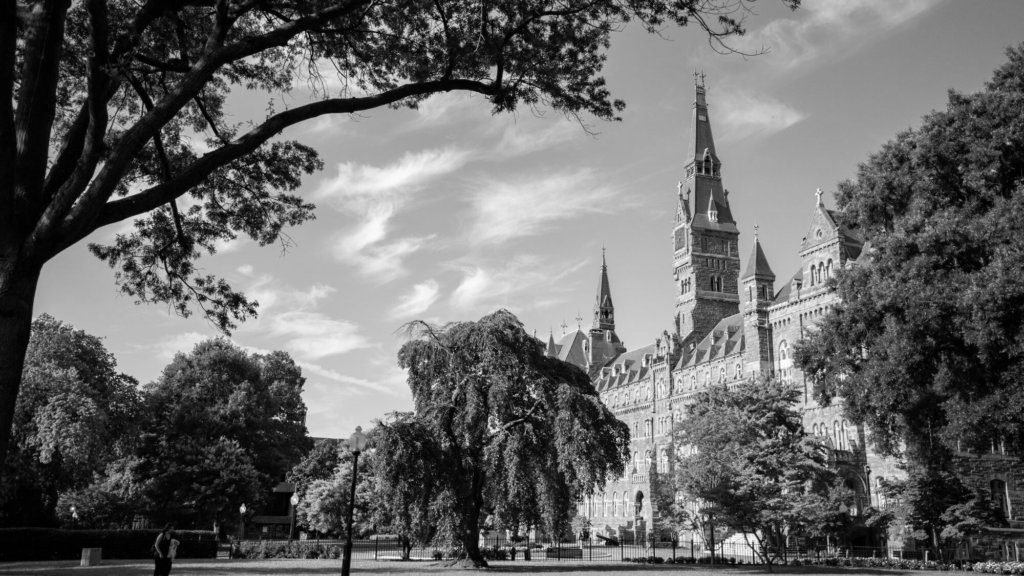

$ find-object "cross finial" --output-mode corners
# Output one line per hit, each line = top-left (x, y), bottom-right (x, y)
(677, 181), (683, 195)
(560, 319), (568, 335)
(753, 222), (759, 240)
(575, 312), (583, 330)
(815, 188), (824, 206)
(700, 71), (706, 86)
(693, 69), (699, 86)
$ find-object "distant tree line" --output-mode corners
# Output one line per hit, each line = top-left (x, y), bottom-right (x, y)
(0, 314), (311, 530)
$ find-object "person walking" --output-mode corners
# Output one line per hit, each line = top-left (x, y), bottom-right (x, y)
(154, 523), (176, 576)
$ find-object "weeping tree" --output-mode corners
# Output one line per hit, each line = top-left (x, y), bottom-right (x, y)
(0, 0), (800, 480)
(377, 310), (629, 567)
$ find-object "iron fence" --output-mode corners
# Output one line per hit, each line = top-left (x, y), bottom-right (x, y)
(230, 535), (965, 564)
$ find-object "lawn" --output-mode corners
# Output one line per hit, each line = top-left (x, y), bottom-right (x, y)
(0, 559), (918, 576)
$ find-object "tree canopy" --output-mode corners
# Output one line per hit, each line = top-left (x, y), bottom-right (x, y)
(671, 377), (839, 568)
(794, 44), (1024, 461)
(1, 314), (141, 526)
(376, 310), (629, 566)
(137, 338), (311, 527)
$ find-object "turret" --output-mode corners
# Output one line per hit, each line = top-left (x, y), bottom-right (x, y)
(741, 226), (776, 376)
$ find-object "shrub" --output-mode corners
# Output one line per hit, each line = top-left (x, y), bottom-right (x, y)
(0, 528), (217, 562)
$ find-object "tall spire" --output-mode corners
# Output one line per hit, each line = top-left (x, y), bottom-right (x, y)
(546, 330), (558, 357)
(592, 250), (615, 331)
(743, 230), (776, 281)
(683, 72), (736, 230)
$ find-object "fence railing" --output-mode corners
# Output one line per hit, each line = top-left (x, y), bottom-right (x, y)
(232, 536), (966, 563)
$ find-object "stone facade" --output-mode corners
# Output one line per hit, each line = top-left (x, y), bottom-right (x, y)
(546, 79), (1024, 556)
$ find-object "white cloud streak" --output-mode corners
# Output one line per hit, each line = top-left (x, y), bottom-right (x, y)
(449, 254), (588, 313)
(714, 89), (806, 142)
(739, 0), (943, 71)
(389, 280), (441, 319)
(468, 170), (621, 245)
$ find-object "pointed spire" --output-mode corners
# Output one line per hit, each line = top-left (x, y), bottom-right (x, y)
(592, 250), (615, 331)
(684, 72), (735, 229)
(546, 330), (558, 357)
(743, 230), (776, 280)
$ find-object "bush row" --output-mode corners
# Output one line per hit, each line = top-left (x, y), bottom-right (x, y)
(623, 556), (743, 565)
(233, 540), (343, 559)
(619, 555), (1024, 573)
(0, 528), (218, 562)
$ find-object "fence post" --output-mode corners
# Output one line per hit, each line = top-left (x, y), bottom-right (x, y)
(673, 538), (676, 561)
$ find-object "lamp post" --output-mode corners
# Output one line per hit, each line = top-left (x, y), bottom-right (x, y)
(70, 506), (77, 530)
(239, 504), (247, 541)
(341, 426), (368, 576)
(289, 493), (299, 541)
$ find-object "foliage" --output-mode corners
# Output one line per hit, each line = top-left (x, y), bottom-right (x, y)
(794, 43), (1024, 461)
(370, 413), (442, 559)
(0, 528), (217, 562)
(0, 315), (142, 527)
(287, 439), (342, 492)
(571, 514), (593, 539)
(672, 376), (836, 569)
(940, 490), (1001, 546)
(137, 338), (311, 527)
(0, 0), (798, 489)
(378, 310), (630, 566)
(296, 448), (376, 537)
(55, 457), (147, 530)
(883, 464), (973, 549)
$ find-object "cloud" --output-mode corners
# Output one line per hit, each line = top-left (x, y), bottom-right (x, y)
(239, 276), (373, 360)
(468, 170), (621, 245)
(389, 280), (441, 319)
(714, 89), (806, 142)
(152, 332), (210, 360)
(449, 254), (588, 313)
(297, 361), (405, 396)
(316, 148), (470, 204)
(738, 0), (942, 70)
(493, 120), (578, 157)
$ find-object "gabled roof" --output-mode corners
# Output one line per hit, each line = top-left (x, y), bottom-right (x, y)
(675, 313), (745, 370)
(546, 332), (558, 357)
(592, 343), (657, 390)
(772, 269), (803, 305)
(556, 330), (588, 367)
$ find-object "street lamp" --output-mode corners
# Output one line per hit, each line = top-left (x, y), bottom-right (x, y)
(70, 506), (78, 530)
(341, 426), (368, 576)
(239, 504), (247, 540)
(289, 493), (299, 541)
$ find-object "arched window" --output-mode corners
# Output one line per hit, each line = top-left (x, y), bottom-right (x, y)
(812, 424), (819, 436)
(612, 492), (619, 517)
(735, 363), (742, 378)
(779, 340), (789, 361)
(717, 277), (723, 292)
(826, 259), (834, 279)
(646, 384), (652, 400)
(690, 375), (696, 389)
(719, 367), (726, 382)
(658, 448), (668, 472)
(992, 479), (1011, 519)
(633, 451), (639, 471)
(842, 420), (851, 449)
(623, 492), (630, 517)
(710, 277), (716, 291)
(875, 478), (886, 509)
(834, 421), (842, 449)
(644, 450), (652, 469)
(818, 262), (825, 283)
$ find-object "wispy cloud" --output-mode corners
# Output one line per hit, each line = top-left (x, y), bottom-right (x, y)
(468, 170), (621, 245)
(389, 280), (441, 319)
(298, 361), (404, 396)
(715, 89), (806, 142)
(738, 0), (942, 70)
(319, 149), (469, 282)
(238, 275), (373, 360)
(151, 331), (210, 360)
(449, 254), (588, 314)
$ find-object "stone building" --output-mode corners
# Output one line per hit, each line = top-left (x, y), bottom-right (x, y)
(548, 78), (1024, 556)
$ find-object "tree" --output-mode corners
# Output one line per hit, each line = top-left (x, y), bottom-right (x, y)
(137, 338), (311, 527)
(0, 0), (799, 481)
(672, 377), (835, 571)
(0, 314), (142, 527)
(377, 310), (629, 566)
(794, 44), (1024, 463)
(296, 447), (376, 537)
(371, 413), (442, 560)
(287, 438), (342, 494)
(939, 489), (1001, 555)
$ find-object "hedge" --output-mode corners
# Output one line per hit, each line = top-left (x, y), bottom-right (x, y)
(0, 528), (218, 562)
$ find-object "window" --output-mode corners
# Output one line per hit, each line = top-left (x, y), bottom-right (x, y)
(612, 492), (619, 517)
(719, 367), (726, 382)
(704, 371), (711, 385)
(735, 363), (742, 378)
(812, 424), (819, 436)
(779, 340), (789, 361)
(842, 420), (851, 449)
(633, 451), (639, 471)
(834, 421), (842, 449)
(690, 375), (696, 389)
(716, 277), (723, 292)
(710, 277), (716, 291)
(992, 479), (1011, 519)
(644, 450), (652, 469)
(623, 493), (630, 517)
(875, 478), (886, 510)
(826, 259), (833, 279)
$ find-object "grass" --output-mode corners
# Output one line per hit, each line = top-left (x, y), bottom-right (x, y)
(0, 558), (921, 576)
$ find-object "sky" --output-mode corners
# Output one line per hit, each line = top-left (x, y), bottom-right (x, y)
(35, 0), (1024, 439)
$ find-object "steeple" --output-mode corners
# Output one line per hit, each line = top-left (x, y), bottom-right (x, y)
(683, 72), (736, 231)
(592, 248), (615, 331)
(742, 227), (776, 281)
(546, 331), (558, 357)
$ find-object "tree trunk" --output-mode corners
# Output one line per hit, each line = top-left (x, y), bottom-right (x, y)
(0, 258), (40, 480)
(458, 508), (488, 568)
